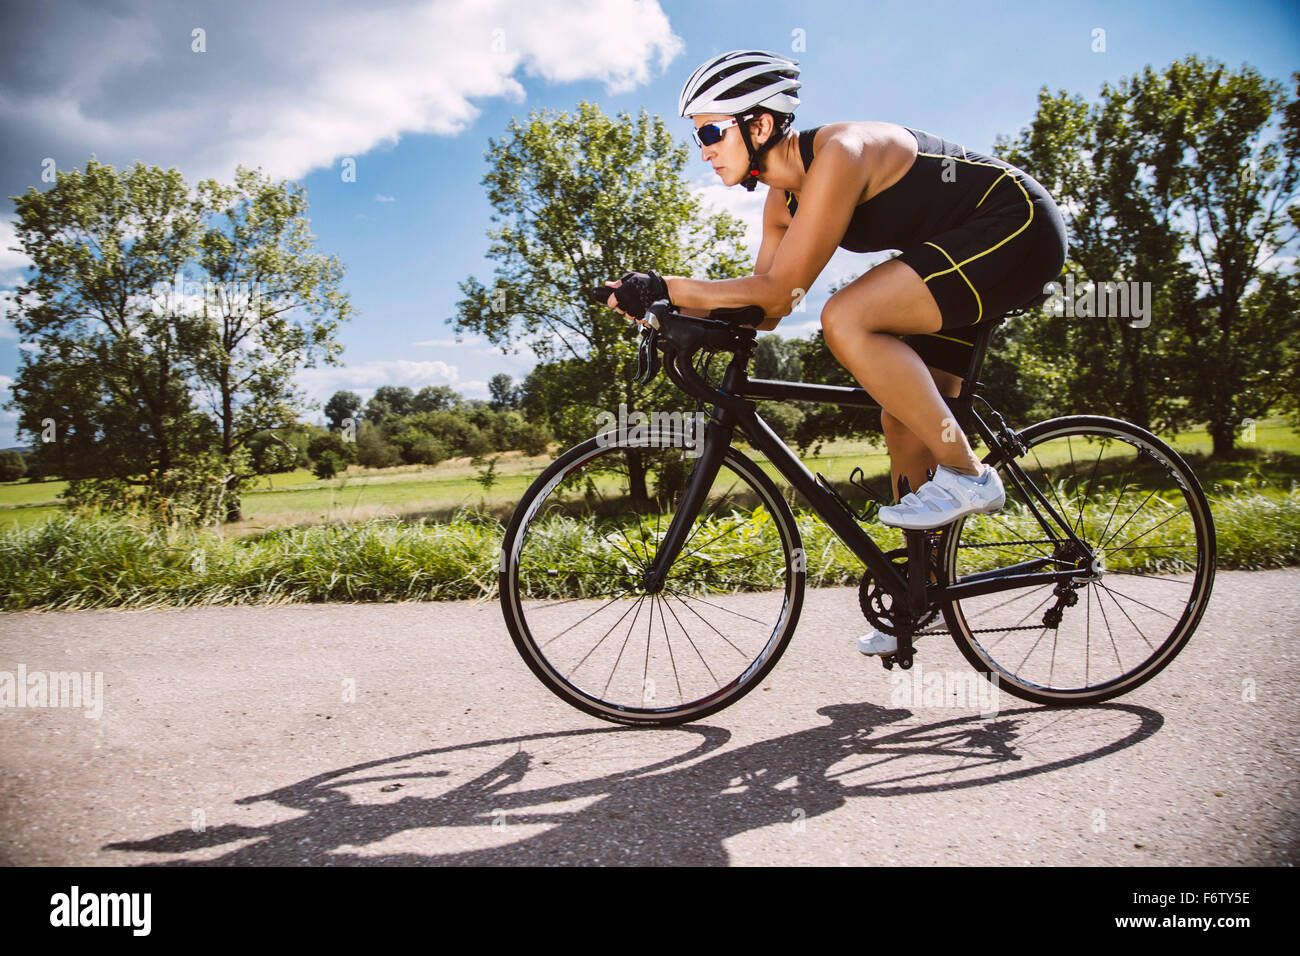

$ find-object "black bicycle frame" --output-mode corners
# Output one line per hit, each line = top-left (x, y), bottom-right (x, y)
(639, 324), (1096, 619)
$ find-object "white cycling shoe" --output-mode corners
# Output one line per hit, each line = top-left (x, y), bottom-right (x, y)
(877, 464), (1006, 530)
(857, 629), (897, 656)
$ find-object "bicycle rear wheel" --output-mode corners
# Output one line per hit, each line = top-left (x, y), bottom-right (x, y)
(500, 426), (805, 726)
(941, 415), (1216, 704)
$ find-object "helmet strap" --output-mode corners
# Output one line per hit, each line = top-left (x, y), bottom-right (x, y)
(737, 111), (765, 192)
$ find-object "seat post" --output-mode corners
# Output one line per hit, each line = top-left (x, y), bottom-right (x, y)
(963, 320), (999, 388)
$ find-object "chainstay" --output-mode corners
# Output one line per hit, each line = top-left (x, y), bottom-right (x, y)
(915, 624), (1056, 636)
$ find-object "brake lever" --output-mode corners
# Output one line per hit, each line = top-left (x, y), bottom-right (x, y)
(634, 326), (661, 384)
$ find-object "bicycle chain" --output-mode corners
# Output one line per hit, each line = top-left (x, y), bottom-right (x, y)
(957, 539), (1056, 549)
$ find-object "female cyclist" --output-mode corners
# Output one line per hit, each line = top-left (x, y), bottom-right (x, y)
(602, 49), (1068, 656)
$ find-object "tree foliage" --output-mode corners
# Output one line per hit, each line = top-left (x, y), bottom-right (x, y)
(993, 56), (1299, 452)
(4, 158), (351, 525)
(451, 102), (752, 497)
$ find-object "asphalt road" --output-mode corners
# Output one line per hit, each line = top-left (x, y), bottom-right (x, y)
(1, 569), (1297, 866)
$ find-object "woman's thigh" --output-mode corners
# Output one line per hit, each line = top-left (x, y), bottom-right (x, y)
(819, 258), (945, 341)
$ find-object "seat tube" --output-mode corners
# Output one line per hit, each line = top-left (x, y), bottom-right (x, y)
(641, 406), (735, 592)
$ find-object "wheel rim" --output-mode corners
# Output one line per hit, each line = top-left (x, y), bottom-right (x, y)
(505, 433), (802, 722)
(944, 420), (1214, 701)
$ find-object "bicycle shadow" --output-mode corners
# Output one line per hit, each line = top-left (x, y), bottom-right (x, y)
(105, 701), (1161, 866)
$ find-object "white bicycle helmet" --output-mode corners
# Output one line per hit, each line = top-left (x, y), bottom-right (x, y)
(678, 49), (801, 191)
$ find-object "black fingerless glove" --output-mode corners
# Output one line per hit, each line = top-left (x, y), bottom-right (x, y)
(612, 270), (670, 320)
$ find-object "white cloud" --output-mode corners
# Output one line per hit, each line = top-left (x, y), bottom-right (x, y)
(375, 194), (396, 203)
(690, 174), (767, 255)
(0, 0), (684, 188)
(0, 220), (33, 285)
(0, 289), (17, 339)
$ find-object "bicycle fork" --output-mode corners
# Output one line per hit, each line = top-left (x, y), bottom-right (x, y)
(638, 410), (735, 594)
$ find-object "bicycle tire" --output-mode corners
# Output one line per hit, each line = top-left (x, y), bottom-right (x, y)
(940, 415), (1216, 705)
(500, 425), (806, 726)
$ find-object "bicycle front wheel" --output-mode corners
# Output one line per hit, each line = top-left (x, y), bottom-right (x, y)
(941, 415), (1216, 705)
(500, 426), (805, 726)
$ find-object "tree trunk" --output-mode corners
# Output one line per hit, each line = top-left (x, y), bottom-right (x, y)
(1209, 419), (1236, 458)
(220, 357), (242, 523)
(224, 472), (242, 523)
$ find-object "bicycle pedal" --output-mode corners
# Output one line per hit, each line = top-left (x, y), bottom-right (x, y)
(880, 649), (916, 671)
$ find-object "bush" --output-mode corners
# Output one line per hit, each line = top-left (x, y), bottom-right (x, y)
(519, 422), (553, 457)
(307, 430), (355, 467)
(0, 449), (27, 481)
(313, 450), (343, 480)
(59, 447), (254, 530)
(757, 402), (804, 442)
(399, 432), (450, 466)
(355, 420), (401, 469)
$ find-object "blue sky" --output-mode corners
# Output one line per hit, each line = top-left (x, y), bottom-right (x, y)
(1, 0), (1297, 447)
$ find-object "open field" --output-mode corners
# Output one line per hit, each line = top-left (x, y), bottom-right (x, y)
(2, 417), (1297, 536)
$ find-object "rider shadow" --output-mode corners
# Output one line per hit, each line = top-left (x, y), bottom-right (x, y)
(105, 701), (1161, 866)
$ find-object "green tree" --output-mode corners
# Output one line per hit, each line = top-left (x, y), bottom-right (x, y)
(325, 390), (362, 430)
(995, 57), (1299, 452)
(4, 158), (351, 524)
(411, 384), (460, 413)
(451, 101), (751, 502)
(5, 159), (218, 515)
(192, 165), (352, 518)
(751, 333), (804, 381)
(0, 450), (26, 481)
(371, 385), (415, 418)
(488, 373), (518, 410)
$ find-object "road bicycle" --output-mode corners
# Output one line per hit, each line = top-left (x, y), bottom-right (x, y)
(499, 289), (1217, 726)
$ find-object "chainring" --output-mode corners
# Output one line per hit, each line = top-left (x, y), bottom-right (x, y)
(857, 547), (942, 636)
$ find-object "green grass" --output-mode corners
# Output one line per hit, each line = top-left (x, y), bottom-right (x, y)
(2, 416), (1297, 610)
(2, 481), (1297, 610)
(5, 417), (1297, 533)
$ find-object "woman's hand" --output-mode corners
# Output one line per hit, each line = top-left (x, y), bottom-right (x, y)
(601, 278), (646, 326)
(599, 270), (670, 325)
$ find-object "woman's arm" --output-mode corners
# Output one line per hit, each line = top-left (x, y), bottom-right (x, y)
(665, 138), (869, 322)
(663, 274), (781, 316)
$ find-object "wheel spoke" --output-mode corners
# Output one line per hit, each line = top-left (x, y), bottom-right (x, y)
(943, 421), (1212, 704)
(507, 442), (800, 723)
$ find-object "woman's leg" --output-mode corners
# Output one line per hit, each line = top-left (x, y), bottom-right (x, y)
(819, 259), (984, 478)
(881, 365), (965, 500)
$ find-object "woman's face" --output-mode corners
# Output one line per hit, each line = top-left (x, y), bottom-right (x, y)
(693, 113), (763, 186)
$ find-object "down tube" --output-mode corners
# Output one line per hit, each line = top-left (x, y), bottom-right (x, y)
(640, 413), (734, 586)
(737, 406), (903, 593)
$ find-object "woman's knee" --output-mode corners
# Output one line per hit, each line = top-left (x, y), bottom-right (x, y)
(821, 296), (884, 353)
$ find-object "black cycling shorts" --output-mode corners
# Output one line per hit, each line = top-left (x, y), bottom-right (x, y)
(897, 171), (1068, 379)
